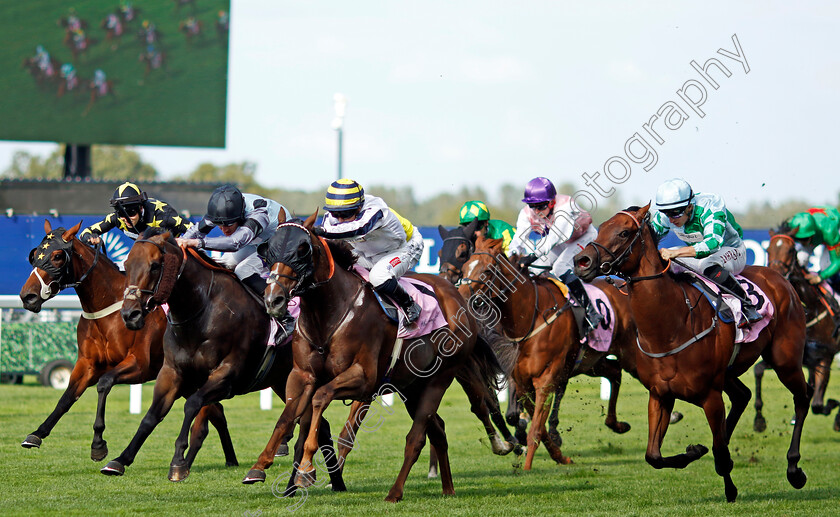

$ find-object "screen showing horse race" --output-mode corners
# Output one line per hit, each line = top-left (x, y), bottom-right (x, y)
(0, 0), (230, 147)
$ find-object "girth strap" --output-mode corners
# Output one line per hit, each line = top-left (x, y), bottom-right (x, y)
(636, 316), (717, 358)
(82, 300), (123, 320)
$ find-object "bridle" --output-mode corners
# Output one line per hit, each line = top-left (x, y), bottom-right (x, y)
(440, 235), (474, 282)
(28, 237), (103, 300)
(123, 238), (186, 314)
(767, 234), (797, 280)
(264, 223), (335, 301)
(587, 211), (648, 277)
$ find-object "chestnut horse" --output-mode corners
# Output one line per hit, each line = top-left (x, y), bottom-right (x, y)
(457, 234), (636, 471)
(243, 215), (502, 502)
(101, 229), (345, 493)
(761, 227), (840, 431)
(19, 221), (237, 467)
(574, 204), (812, 502)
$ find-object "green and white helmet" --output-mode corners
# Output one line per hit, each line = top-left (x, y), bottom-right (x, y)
(459, 200), (491, 225)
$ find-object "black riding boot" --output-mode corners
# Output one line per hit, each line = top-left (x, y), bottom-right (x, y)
(560, 271), (603, 333)
(242, 273), (267, 296)
(704, 265), (762, 326)
(376, 278), (421, 325)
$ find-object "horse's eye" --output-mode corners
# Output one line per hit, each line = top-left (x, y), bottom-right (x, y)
(619, 230), (630, 238)
(150, 262), (161, 272)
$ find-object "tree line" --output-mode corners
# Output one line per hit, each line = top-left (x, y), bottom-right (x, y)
(0, 145), (824, 228)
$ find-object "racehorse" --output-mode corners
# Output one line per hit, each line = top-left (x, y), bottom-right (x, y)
(103, 229), (346, 493)
(179, 17), (204, 46)
(457, 233), (635, 471)
(63, 29), (93, 62)
(83, 78), (117, 116)
(139, 48), (167, 77)
(761, 225), (840, 431)
(19, 221), (238, 468)
(573, 204), (812, 502)
(243, 214), (502, 502)
(101, 13), (125, 50)
(21, 56), (60, 87)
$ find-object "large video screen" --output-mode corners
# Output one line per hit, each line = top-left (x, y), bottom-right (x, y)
(0, 0), (229, 147)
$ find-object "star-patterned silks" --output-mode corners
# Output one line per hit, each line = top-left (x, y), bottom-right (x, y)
(152, 199), (166, 211)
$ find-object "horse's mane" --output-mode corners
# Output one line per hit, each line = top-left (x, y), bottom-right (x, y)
(325, 239), (358, 269)
(776, 220), (794, 235)
(77, 239), (124, 275)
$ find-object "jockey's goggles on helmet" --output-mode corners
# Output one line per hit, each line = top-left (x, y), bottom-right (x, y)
(527, 201), (550, 211)
(330, 209), (358, 220)
(662, 206), (689, 219)
(118, 204), (142, 217)
(217, 219), (240, 227)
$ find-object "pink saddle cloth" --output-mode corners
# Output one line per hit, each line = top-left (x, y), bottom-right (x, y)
(697, 275), (774, 343)
(568, 284), (615, 352)
(353, 265), (447, 339)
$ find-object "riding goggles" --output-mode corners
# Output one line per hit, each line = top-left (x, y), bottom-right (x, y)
(527, 201), (550, 211)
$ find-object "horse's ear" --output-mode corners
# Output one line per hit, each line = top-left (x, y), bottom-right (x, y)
(277, 210), (287, 226)
(768, 227), (777, 237)
(438, 225), (449, 239)
(303, 209), (319, 229)
(787, 225), (799, 238)
(464, 219), (479, 239)
(44, 219), (52, 233)
(61, 221), (83, 242)
(637, 202), (651, 221)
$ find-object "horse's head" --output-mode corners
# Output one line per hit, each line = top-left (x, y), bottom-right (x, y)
(437, 220), (478, 285)
(258, 211), (329, 319)
(575, 204), (652, 281)
(121, 230), (182, 330)
(20, 220), (84, 312)
(766, 224), (800, 279)
(457, 233), (525, 304)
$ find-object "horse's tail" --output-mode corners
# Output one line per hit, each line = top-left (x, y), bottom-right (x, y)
(460, 334), (505, 392)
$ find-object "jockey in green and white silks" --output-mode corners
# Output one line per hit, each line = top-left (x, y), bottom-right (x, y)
(652, 177), (761, 324)
(788, 207), (840, 285)
(458, 200), (515, 254)
(320, 179), (424, 325)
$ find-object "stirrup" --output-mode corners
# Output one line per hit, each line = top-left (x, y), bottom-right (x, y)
(738, 306), (762, 328)
(274, 317), (296, 345)
(403, 302), (421, 325)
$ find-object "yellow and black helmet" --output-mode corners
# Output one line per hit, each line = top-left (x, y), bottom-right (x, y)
(324, 178), (365, 212)
(110, 181), (147, 209)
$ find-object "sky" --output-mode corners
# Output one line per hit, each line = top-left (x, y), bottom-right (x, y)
(2, 0), (839, 212)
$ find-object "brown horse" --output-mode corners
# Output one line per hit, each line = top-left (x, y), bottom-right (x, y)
(243, 214), (502, 502)
(762, 227), (840, 430)
(83, 77), (117, 116)
(457, 233), (636, 471)
(19, 221), (237, 467)
(102, 229), (345, 493)
(574, 204), (812, 502)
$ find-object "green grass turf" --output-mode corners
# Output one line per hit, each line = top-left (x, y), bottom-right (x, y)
(2, 366), (839, 516)
(0, 0), (229, 146)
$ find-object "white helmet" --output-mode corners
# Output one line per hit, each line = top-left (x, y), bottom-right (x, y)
(655, 178), (694, 211)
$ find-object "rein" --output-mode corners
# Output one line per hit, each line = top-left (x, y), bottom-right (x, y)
(124, 239), (188, 312)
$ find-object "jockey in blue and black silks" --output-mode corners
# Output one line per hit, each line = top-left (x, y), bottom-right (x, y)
(177, 184), (295, 343)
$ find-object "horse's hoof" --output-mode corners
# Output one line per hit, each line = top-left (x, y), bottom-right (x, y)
(275, 443), (289, 457)
(834, 419), (840, 433)
(242, 469), (266, 484)
(428, 467), (438, 479)
(100, 460), (125, 476)
(384, 491), (403, 503)
(499, 440), (515, 456)
(91, 445), (108, 462)
(725, 484), (738, 503)
(608, 422), (631, 434)
(168, 464), (190, 482)
(686, 444), (709, 459)
(226, 460), (239, 467)
(295, 470), (315, 488)
(753, 416), (767, 433)
(21, 435), (42, 449)
(787, 468), (807, 489)
(670, 412), (684, 424)
(330, 479), (347, 492)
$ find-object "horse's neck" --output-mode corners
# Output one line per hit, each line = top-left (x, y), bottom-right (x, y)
(71, 244), (123, 313)
(299, 267), (365, 333)
(168, 258), (217, 318)
(487, 259), (540, 338)
(626, 245), (693, 336)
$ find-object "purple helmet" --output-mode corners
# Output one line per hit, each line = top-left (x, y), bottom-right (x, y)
(522, 177), (557, 204)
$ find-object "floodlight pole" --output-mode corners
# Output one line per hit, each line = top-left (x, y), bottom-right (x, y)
(332, 93), (347, 181)
(63, 144), (91, 179)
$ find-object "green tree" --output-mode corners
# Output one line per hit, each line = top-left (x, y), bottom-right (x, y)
(176, 162), (262, 192)
(1, 145), (158, 180)
(1, 149), (63, 179)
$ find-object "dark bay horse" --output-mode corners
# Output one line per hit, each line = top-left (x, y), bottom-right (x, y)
(762, 227), (840, 430)
(574, 204), (812, 502)
(19, 221), (237, 467)
(244, 215), (502, 502)
(102, 230), (345, 492)
(457, 234), (635, 471)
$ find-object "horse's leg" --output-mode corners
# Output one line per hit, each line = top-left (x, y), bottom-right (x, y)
(456, 372), (513, 455)
(722, 376), (752, 440)
(524, 371), (572, 470)
(753, 360), (768, 432)
(644, 391), (707, 470)
(23, 357), (98, 450)
(588, 357), (631, 434)
(702, 391), (738, 502)
(426, 414), (454, 496)
(768, 344), (813, 489)
(336, 400), (367, 471)
(315, 416), (347, 492)
(182, 403), (238, 471)
(296, 364), (366, 487)
(168, 364), (236, 481)
(428, 444), (438, 479)
(90, 355), (148, 461)
(244, 369), (316, 483)
(505, 382), (527, 447)
(811, 356), (838, 415)
(101, 366), (182, 476)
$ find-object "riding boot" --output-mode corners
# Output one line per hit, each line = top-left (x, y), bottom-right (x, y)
(704, 265), (762, 326)
(560, 271), (604, 333)
(375, 278), (421, 325)
(242, 273), (267, 296)
(274, 314), (296, 346)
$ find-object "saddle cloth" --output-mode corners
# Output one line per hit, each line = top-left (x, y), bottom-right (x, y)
(353, 265), (447, 339)
(567, 283), (616, 352)
(695, 274), (774, 343)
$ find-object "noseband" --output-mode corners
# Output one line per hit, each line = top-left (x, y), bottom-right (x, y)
(767, 234), (796, 280)
(587, 211), (648, 278)
(29, 238), (103, 300)
(124, 239), (186, 313)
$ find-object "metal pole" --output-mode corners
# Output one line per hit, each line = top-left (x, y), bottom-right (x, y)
(337, 127), (343, 180)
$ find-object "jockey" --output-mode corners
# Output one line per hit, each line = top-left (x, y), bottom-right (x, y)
(318, 179), (424, 325)
(652, 177), (762, 325)
(61, 63), (75, 79)
(788, 207), (840, 288)
(176, 184), (295, 343)
(35, 46), (50, 69)
(508, 177), (603, 332)
(93, 69), (106, 90)
(458, 200), (515, 253)
(80, 181), (192, 246)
